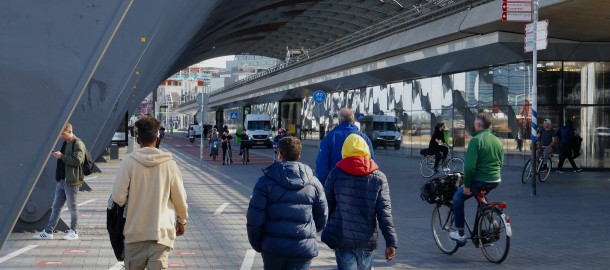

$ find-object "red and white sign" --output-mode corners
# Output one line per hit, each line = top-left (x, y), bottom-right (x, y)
(524, 20), (549, 52)
(502, 0), (533, 22)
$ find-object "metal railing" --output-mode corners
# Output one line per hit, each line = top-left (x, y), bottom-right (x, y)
(208, 0), (494, 96)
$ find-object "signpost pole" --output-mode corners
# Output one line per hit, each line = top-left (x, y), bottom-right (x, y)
(530, 0), (538, 196)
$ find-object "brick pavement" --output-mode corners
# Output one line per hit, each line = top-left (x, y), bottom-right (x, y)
(1, 133), (609, 269)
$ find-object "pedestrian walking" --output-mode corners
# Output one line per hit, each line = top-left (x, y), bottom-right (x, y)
(33, 122), (86, 240)
(556, 120), (581, 173)
(247, 136), (328, 270)
(322, 134), (397, 269)
(315, 108), (375, 184)
(112, 116), (188, 270)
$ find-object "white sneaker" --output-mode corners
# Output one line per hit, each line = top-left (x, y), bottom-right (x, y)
(33, 231), (53, 240)
(62, 230), (79, 240)
(449, 231), (466, 242)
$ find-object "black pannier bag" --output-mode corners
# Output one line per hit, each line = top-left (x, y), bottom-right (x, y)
(420, 173), (462, 204)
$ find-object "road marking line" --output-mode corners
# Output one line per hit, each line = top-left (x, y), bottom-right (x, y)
(240, 249), (256, 270)
(0, 245), (37, 263)
(214, 203), (230, 215)
(62, 199), (96, 212)
(109, 261), (124, 270)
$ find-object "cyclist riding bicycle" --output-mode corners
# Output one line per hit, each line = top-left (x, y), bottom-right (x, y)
(450, 113), (504, 243)
(238, 129), (251, 163)
(429, 122), (449, 174)
(537, 118), (557, 172)
(221, 130), (233, 165)
(208, 127), (220, 156)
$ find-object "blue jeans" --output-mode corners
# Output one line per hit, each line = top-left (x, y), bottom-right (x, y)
(452, 181), (499, 229)
(45, 179), (80, 233)
(261, 252), (312, 270)
(335, 248), (374, 270)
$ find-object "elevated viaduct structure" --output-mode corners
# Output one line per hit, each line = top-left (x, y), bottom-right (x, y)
(2, 0), (609, 249)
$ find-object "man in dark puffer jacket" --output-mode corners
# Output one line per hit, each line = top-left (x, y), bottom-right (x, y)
(322, 134), (398, 269)
(247, 136), (328, 270)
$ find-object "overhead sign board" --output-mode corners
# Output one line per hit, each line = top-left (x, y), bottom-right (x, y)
(501, 0), (532, 22)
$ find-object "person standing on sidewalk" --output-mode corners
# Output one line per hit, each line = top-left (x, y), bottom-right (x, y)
(450, 113), (504, 243)
(322, 134), (398, 269)
(112, 116), (188, 270)
(33, 122), (86, 240)
(315, 108), (375, 184)
(247, 137), (328, 270)
(556, 120), (581, 173)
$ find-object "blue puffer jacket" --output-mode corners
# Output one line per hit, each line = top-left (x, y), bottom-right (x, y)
(321, 157), (398, 251)
(315, 122), (375, 184)
(247, 161), (328, 258)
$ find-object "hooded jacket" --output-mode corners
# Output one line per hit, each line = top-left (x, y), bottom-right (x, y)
(247, 161), (328, 258)
(322, 134), (398, 250)
(112, 147), (188, 248)
(315, 122), (376, 184)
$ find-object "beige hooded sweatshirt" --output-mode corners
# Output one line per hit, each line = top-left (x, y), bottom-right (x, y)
(112, 147), (188, 248)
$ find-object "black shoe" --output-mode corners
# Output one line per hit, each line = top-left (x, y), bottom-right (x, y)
(222, 161), (225, 165)
(574, 168), (582, 172)
(247, 159), (250, 162)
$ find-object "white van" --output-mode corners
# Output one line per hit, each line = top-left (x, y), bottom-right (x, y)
(359, 114), (402, 149)
(188, 124), (202, 137)
(244, 114), (273, 148)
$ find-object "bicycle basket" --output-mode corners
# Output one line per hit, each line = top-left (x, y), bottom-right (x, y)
(420, 173), (462, 204)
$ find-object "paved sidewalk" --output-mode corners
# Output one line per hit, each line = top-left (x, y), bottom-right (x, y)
(1, 133), (609, 269)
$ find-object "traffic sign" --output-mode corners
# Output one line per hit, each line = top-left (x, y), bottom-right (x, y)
(525, 20), (548, 33)
(312, 90), (327, 105)
(501, 0), (532, 22)
(230, 112), (238, 120)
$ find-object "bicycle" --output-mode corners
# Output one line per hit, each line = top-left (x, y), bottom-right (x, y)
(521, 145), (552, 184)
(223, 141), (233, 165)
(210, 141), (219, 161)
(431, 182), (512, 263)
(420, 145), (464, 178)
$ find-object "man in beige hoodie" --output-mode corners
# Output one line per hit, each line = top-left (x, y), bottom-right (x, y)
(112, 116), (188, 270)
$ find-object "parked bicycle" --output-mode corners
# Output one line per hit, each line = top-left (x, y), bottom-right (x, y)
(427, 174), (512, 263)
(420, 145), (464, 178)
(521, 144), (552, 184)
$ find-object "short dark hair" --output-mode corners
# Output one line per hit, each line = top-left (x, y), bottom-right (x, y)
(278, 136), (301, 161)
(475, 113), (493, 129)
(135, 116), (160, 144)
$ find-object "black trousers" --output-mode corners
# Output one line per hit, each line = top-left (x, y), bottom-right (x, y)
(557, 144), (577, 170)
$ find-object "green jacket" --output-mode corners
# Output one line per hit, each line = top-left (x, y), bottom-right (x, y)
(62, 136), (85, 186)
(463, 129), (503, 188)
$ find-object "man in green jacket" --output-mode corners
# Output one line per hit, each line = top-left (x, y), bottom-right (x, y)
(33, 122), (86, 240)
(450, 113), (504, 243)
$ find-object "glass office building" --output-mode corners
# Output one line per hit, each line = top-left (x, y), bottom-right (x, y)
(248, 61), (609, 169)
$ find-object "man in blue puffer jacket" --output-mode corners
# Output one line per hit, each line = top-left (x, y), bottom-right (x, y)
(322, 134), (398, 269)
(247, 136), (328, 270)
(316, 108), (375, 184)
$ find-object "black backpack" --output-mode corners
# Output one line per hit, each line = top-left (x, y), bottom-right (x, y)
(73, 140), (94, 176)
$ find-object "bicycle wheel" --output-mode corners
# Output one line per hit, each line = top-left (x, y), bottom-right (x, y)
(521, 159), (533, 184)
(477, 208), (511, 263)
(445, 157), (464, 174)
(431, 204), (459, 254)
(420, 156), (435, 178)
(539, 157), (552, 182)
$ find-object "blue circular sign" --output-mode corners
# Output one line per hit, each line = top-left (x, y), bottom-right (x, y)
(313, 90), (327, 105)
